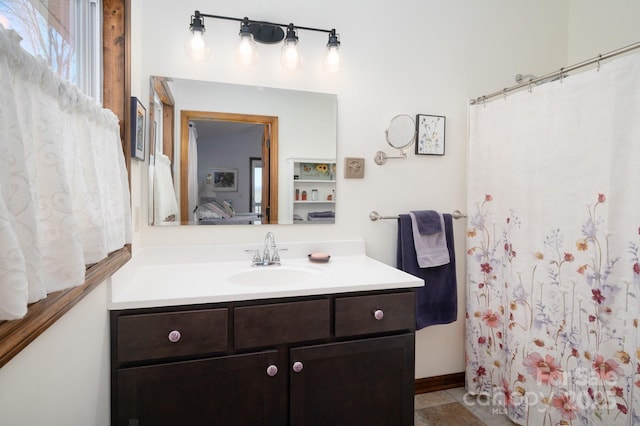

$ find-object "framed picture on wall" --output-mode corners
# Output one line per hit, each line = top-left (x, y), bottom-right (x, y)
(415, 114), (446, 156)
(131, 97), (146, 161)
(209, 167), (238, 191)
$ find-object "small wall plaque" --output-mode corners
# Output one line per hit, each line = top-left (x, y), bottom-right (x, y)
(344, 157), (365, 178)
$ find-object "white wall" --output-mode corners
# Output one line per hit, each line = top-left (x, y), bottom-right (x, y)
(1, 2), (638, 425)
(0, 283), (111, 426)
(134, 0), (572, 379)
(568, 0), (640, 63)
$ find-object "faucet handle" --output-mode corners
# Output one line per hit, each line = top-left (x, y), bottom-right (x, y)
(246, 249), (262, 265)
(271, 248), (281, 265)
(271, 247), (288, 265)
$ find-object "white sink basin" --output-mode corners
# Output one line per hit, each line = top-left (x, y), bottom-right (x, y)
(227, 265), (323, 287)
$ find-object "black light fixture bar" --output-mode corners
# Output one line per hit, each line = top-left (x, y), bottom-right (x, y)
(192, 10), (335, 37)
(188, 10), (341, 71)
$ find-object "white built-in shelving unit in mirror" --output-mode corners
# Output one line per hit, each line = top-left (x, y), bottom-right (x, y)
(288, 159), (336, 224)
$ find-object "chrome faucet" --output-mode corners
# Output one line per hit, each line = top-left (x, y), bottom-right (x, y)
(249, 231), (281, 266)
(262, 232), (275, 265)
(248, 232), (286, 266)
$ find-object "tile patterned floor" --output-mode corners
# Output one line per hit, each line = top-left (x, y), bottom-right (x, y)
(414, 387), (518, 426)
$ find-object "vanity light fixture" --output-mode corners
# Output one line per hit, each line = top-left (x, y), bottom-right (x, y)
(186, 11), (210, 62)
(235, 17), (257, 66)
(324, 29), (341, 72)
(280, 24), (301, 70)
(186, 10), (341, 72)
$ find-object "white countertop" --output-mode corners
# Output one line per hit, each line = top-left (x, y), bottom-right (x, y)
(108, 240), (424, 310)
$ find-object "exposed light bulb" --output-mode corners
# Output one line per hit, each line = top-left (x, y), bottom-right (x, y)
(235, 33), (257, 66)
(281, 39), (302, 70)
(191, 32), (204, 51)
(185, 31), (210, 62)
(324, 45), (340, 72)
(323, 29), (341, 73)
(281, 24), (302, 70)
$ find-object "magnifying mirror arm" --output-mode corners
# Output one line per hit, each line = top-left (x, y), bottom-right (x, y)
(374, 150), (406, 165)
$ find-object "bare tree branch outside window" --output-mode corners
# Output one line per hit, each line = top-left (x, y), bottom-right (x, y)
(0, 0), (76, 83)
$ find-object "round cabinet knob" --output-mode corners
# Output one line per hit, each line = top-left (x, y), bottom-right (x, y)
(373, 309), (384, 320)
(167, 330), (181, 343)
(266, 365), (279, 377)
(292, 361), (304, 373)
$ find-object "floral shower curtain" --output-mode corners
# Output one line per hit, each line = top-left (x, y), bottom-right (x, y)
(466, 51), (640, 425)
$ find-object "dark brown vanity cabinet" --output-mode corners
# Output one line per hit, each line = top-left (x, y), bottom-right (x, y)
(111, 290), (415, 426)
(289, 334), (414, 425)
(116, 350), (284, 425)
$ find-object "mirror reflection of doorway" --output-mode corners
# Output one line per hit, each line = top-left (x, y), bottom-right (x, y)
(179, 111), (279, 225)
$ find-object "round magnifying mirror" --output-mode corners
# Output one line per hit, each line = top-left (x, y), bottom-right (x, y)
(385, 114), (416, 151)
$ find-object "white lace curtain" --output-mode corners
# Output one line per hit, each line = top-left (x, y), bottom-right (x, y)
(466, 51), (640, 424)
(0, 25), (132, 320)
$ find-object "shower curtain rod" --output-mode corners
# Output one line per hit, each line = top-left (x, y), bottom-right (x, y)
(470, 40), (640, 105)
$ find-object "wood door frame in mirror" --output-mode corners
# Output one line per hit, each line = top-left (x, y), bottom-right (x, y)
(149, 76), (175, 166)
(179, 111), (279, 224)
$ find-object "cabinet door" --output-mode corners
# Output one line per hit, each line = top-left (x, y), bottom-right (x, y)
(289, 334), (414, 426)
(116, 350), (285, 426)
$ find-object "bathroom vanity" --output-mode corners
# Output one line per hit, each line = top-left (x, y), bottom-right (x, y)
(109, 240), (422, 425)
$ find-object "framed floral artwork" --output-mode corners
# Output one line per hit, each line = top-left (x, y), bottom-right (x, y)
(415, 114), (446, 155)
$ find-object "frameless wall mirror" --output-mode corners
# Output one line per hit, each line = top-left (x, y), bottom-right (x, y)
(148, 77), (337, 226)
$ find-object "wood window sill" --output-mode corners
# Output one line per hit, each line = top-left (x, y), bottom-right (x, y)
(0, 246), (131, 368)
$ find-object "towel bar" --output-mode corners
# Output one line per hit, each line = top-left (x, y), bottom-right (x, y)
(369, 210), (467, 221)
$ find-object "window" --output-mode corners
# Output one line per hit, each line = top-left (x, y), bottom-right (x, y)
(0, 0), (127, 368)
(0, 0), (102, 100)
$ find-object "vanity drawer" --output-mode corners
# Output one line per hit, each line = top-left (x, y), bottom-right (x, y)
(117, 308), (228, 364)
(335, 292), (415, 337)
(234, 299), (330, 349)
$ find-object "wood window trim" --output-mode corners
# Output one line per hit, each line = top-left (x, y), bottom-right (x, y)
(0, 0), (131, 369)
(0, 247), (131, 368)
